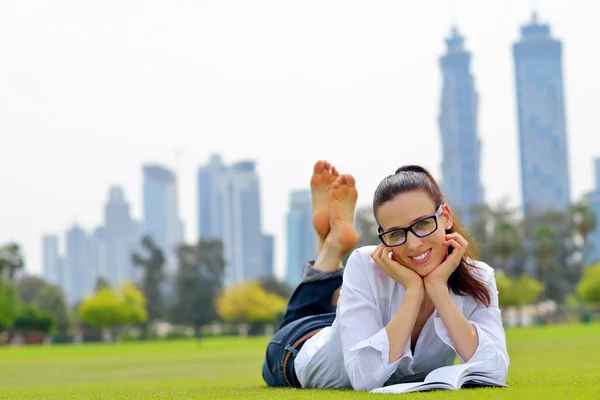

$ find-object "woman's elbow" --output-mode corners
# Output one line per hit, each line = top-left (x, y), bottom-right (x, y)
(346, 363), (384, 392)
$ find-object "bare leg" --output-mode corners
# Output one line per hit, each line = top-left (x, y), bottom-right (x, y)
(313, 174), (359, 306)
(311, 160), (339, 252)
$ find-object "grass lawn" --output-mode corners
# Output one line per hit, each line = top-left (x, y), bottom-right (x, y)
(0, 323), (599, 399)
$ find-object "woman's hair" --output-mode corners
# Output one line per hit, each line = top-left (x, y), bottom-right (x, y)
(373, 165), (491, 307)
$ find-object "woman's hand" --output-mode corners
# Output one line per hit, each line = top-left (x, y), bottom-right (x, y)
(423, 232), (468, 291)
(371, 244), (424, 294)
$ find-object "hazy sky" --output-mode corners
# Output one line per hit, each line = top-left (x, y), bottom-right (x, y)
(1, 1), (599, 280)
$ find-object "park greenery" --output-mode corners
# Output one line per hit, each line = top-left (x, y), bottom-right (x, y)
(1, 200), (600, 343)
(0, 324), (598, 399)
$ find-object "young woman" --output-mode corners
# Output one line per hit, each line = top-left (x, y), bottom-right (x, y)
(262, 161), (509, 391)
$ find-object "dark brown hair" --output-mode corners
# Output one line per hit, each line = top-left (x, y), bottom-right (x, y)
(373, 165), (491, 307)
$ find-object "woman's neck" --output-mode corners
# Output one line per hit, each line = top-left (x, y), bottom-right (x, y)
(419, 292), (436, 319)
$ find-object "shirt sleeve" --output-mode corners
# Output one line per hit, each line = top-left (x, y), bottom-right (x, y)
(433, 266), (510, 382)
(337, 250), (415, 391)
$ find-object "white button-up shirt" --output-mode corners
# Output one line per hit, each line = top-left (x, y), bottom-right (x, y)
(294, 245), (510, 391)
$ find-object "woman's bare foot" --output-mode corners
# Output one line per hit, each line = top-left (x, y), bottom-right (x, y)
(329, 174), (359, 256)
(311, 160), (339, 251)
(311, 174), (359, 275)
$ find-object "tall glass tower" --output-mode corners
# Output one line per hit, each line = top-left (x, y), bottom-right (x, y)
(143, 165), (183, 272)
(439, 26), (483, 228)
(513, 13), (571, 216)
(285, 190), (317, 287)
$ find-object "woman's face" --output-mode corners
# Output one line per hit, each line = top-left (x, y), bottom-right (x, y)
(376, 190), (453, 277)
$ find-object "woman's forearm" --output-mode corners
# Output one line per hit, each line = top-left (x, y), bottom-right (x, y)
(385, 288), (423, 364)
(426, 283), (478, 360)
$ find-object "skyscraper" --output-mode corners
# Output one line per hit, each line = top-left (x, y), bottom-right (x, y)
(285, 190), (317, 287)
(513, 13), (571, 216)
(586, 159), (600, 264)
(143, 165), (183, 272)
(198, 154), (225, 241)
(101, 186), (141, 285)
(262, 234), (275, 278)
(197, 154), (272, 284)
(438, 26), (483, 228)
(42, 234), (61, 285)
(65, 224), (93, 304)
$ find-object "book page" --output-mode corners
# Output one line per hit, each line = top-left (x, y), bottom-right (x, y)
(370, 381), (455, 394)
(424, 361), (484, 388)
(460, 374), (508, 388)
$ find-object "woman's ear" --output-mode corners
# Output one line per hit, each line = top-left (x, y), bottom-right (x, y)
(442, 204), (453, 230)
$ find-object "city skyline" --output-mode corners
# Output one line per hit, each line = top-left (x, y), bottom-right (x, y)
(197, 154), (274, 284)
(513, 12), (572, 216)
(2, 2), (599, 282)
(286, 190), (318, 286)
(439, 26), (483, 227)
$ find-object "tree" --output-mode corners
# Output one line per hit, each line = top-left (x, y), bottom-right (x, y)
(78, 287), (123, 331)
(258, 276), (293, 299)
(468, 204), (494, 264)
(513, 274), (544, 306)
(94, 277), (111, 292)
(571, 203), (596, 248)
(12, 305), (55, 335)
(216, 282), (287, 324)
(495, 273), (519, 308)
(16, 275), (47, 304)
(533, 225), (559, 300)
(491, 220), (523, 276)
(577, 263), (600, 304)
(0, 277), (19, 331)
(132, 236), (166, 322)
(353, 206), (380, 248)
(120, 282), (148, 326)
(34, 284), (72, 339)
(170, 240), (225, 330)
(78, 282), (147, 334)
(343, 206), (380, 264)
(0, 243), (25, 281)
(497, 273), (544, 308)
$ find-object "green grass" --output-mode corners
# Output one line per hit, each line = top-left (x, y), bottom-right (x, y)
(0, 324), (599, 399)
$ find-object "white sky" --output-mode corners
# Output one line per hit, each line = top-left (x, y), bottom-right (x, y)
(1, 1), (599, 280)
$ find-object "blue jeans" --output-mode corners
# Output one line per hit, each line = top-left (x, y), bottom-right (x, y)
(262, 274), (342, 388)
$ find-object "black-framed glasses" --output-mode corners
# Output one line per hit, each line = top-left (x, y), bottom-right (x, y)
(378, 205), (444, 247)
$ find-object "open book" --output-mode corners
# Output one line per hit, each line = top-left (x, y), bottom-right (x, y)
(370, 361), (507, 394)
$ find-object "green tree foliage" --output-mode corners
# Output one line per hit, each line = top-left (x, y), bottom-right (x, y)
(344, 206), (380, 264)
(34, 284), (72, 339)
(120, 282), (148, 325)
(492, 220), (523, 275)
(78, 282), (147, 330)
(258, 276), (293, 299)
(571, 202), (596, 246)
(132, 236), (166, 322)
(577, 263), (600, 304)
(94, 277), (111, 292)
(13, 305), (55, 334)
(216, 282), (287, 323)
(533, 224), (561, 300)
(0, 277), (19, 330)
(0, 243), (25, 281)
(171, 240), (225, 330)
(16, 275), (47, 304)
(354, 206), (380, 248)
(496, 273), (544, 308)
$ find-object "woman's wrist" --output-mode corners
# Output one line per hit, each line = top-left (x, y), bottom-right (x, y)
(424, 282), (449, 303)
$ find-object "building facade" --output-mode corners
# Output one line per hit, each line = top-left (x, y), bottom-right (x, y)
(143, 165), (183, 272)
(197, 154), (273, 284)
(439, 26), (483, 228)
(285, 190), (317, 287)
(513, 13), (571, 216)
